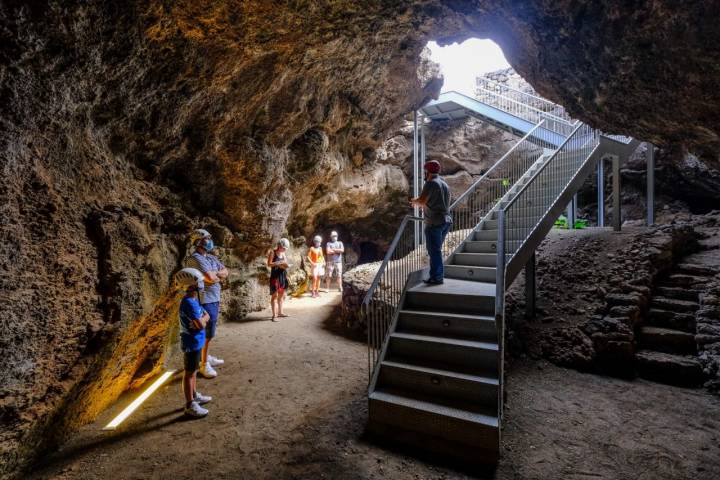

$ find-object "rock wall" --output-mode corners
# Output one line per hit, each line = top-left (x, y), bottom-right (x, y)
(4, 1), (720, 477)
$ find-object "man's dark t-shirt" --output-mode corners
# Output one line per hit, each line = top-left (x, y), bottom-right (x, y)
(421, 175), (452, 226)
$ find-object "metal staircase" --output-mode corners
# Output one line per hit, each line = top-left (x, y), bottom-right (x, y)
(363, 79), (639, 464)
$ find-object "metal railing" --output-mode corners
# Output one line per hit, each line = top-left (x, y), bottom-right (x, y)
(441, 121), (555, 259)
(363, 120), (559, 381)
(475, 77), (575, 137)
(492, 122), (599, 418)
(498, 123), (598, 264)
(476, 77), (572, 121)
(363, 215), (425, 373)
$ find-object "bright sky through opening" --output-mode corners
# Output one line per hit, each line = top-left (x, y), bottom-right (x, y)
(427, 39), (510, 96)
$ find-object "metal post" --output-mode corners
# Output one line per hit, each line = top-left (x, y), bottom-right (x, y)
(597, 158), (605, 227)
(566, 196), (577, 229)
(573, 194), (578, 228)
(412, 111), (419, 248)
(419, 114), (426, 244)
(646, 143), (655, 226)
(525, 252), (536, 319)
(612, 155), (621, 231)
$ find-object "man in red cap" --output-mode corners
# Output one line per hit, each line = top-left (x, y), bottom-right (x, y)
(410, 160), (452, 285)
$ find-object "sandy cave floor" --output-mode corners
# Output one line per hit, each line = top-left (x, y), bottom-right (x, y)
(28, 292), (720, 480)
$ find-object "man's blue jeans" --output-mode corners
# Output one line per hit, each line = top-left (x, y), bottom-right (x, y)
(425, 221), (451, 282)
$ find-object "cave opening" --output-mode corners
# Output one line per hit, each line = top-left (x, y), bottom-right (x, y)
(426, 38), (511, 97)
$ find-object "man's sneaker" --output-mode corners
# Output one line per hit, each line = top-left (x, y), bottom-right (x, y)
(194, 391), (212, 404)
(184, 401), (209, 418)
(208, 355), (224, 367)
(199, 362), (218, 378)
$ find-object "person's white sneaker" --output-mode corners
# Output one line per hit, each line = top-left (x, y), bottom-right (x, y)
(199, 362), (218, 378)
(184, 401), (209, 418)
(194, 391), (212, 404)
(208, 355), (224, 367)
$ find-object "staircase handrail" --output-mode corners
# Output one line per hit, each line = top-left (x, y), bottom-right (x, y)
(475, 85), (575, 136)
(449, 121), (547, 210)
(476, 77), (572, 122)
(361, 214), (423, 305)
(501, 122), (587, 218)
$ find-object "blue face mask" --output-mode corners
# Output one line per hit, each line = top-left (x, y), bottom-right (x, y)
(202, 238), (214, 252)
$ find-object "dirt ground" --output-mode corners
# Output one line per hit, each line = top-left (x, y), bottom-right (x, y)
(28, 290), (720, 480)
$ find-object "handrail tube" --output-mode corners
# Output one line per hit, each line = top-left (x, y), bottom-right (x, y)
(361, 215), (423, 305)
(449, 121), (547, 210)
(501, 122), (586, 213)
(476, 77), (572, 121)
(476, 86), (574, 127)
(477, 77), (563, 111)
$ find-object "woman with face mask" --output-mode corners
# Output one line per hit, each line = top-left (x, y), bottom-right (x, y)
(306, 235), (325, 298)
(267, 238), (291, 321)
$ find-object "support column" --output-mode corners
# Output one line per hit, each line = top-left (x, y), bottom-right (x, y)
(412, 111), (420, 248)
(419, 114), (426, 245)
(612, 155), (621, 231)
(646, 143), (655, 226)
(597, 158), (605, 227)
(567, 195), (577, 229)
(525, 252), (536, 319)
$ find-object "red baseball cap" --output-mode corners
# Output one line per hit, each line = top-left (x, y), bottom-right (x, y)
(423, 160), (441, 174)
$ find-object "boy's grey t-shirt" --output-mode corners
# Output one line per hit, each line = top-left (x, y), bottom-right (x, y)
(326, 241), (344, 263)
(421, 176), (452, 226)
(186, 252), (225, 304)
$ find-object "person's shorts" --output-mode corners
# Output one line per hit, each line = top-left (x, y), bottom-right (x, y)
(184, 349), (202, 373)
(326, 262), (342, 278)
(311, 264), (325, 278)
(202, 302), (220, 339)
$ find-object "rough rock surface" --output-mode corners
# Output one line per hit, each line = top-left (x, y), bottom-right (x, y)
(378, 117), (517, 196)
(4, 1), (720, 477)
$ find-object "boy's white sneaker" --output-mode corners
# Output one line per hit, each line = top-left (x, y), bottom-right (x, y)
(194, 391), (212, 404)
(199, 362), (218, 378)
(184, 401), (208, 418)
(208, 355), (224, 367)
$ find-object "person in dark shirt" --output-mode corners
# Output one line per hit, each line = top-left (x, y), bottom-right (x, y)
(410, 160), (452, 285)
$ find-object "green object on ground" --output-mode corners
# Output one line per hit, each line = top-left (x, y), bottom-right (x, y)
(554, 215), (589, 229)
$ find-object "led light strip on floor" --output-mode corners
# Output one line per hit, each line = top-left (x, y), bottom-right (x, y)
(103, 370), (176, 431)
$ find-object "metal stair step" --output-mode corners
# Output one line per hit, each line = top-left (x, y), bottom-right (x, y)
(405, 279), (496, 315)
(387, 332), (498, 376)
(444, 265), (496, 282)
(462, 240), (498, 254)
(473, 229), (498, 241)
(397, 309), (497, 341)
(639, 326), (697, 355)
(368, 390), (499, 450)
(377, 360), (499, 409)
(490, 206), (549, 220)
(451, 252), (497, 267)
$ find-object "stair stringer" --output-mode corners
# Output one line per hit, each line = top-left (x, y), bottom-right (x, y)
(502, 145), (603, 287)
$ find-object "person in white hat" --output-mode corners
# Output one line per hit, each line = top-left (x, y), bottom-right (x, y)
(185, 229), (229, 378)
(306, 235), (325, 298)
(325, 231), (344, 293)
(267, 238), (291, 321)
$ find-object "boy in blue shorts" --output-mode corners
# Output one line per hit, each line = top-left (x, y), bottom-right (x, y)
(175, 268), (213, 417)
